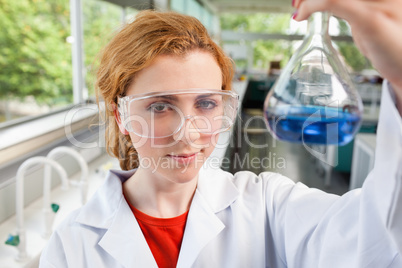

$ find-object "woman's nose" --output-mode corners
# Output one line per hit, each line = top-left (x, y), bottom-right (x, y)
(172, 116), (201, 144)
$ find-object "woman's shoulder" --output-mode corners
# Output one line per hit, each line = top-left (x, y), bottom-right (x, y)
(53, 208), (85, 235)
(201, 167), (296, 194)
(231, 169), (295, 188)
(52, 173), (123, 236)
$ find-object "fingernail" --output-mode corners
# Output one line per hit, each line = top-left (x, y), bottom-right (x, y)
(292, 0), (295, 7)
(292, 10), (298, 20)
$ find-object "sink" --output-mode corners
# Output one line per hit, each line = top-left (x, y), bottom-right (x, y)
(0, 154), (119, 267)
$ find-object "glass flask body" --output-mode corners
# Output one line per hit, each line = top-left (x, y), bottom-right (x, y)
(264, 12), (363, 146)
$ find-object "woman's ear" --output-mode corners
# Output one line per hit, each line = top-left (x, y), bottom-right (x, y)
(112, 103), (129, 135)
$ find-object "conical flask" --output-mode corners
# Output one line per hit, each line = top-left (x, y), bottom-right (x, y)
(263, 12), (363, 145)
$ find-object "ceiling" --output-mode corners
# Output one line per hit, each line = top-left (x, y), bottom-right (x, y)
(102, 0), (294, 14)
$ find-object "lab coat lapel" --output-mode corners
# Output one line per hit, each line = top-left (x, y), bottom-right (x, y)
(176, 167), (239, 267)
(77, 169), (158, 268)
(176, 190), (225, 268)
(76, 167), (239, 267)
(98, 196), (158, 268)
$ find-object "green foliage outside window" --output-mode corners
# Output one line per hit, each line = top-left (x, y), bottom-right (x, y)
(0, 4), (369, 123)
(220, 13), (370, 73)
(83, 1), (131, 98)
(220, 13), (292, 71)
(0, 0), (125, 109)
(335, 19), (371, 72)
(0, 0), (72, 105)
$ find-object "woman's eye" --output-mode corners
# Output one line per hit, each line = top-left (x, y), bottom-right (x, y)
(149, 103), (171, 113)
(197, 100), (217, 109)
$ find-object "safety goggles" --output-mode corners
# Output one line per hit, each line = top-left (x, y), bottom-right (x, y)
(117, 89), (239, 138)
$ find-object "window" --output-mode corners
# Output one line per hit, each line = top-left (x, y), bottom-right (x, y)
(82, 0), (138, 99)
(0, 0), (73, 124)
(0, 0), (138, 125)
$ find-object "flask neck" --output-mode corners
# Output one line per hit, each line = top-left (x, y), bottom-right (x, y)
(307, 12), (330, 37)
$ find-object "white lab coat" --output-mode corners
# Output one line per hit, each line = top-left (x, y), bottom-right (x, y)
(40, 83), (402, 267)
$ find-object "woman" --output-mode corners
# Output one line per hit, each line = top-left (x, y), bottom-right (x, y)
(40, 2), (402, 267)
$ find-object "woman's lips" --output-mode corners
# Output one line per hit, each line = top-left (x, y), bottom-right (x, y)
(167, 152), (199, 164)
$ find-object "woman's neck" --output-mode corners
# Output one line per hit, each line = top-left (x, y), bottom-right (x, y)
(123, 167), (198, 218)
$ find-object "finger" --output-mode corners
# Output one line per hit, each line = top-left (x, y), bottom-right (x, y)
(349, 26), (367, 56)
(293, 0), (302, 9)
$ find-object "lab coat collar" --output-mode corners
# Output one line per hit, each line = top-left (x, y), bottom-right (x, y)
(176, 188), (225, 267)
(177, 167), (239, 267)
(76, 169), (158, 267)
(197, 166), (240, 213)
(75, 167), (239, 267)
(75, 169), (134, 228)
(98, 187), (158, 268)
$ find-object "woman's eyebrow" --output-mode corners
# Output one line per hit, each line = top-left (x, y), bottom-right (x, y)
(147, 93), (221, 101)
(148, 95), (177, 101)
(195, 93), (220, 99)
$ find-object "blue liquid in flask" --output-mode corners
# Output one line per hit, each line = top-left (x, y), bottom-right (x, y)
(265, 106), (361, 145)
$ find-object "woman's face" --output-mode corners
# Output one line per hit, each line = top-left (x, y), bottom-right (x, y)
(124, 50), (223, 184)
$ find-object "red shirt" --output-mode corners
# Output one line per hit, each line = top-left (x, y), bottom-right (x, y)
(126, 201), (189, 268)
